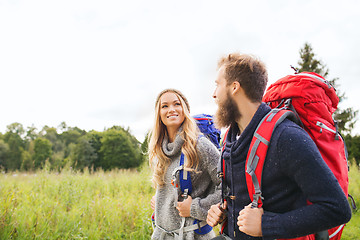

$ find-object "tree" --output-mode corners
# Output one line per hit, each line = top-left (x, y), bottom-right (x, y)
(141, 132), (149, 162)
(58, 121), (68, 133)
(3, 123), (26, 171)
(296, 43), (358, 135)
(60, 126), (86, 146)
(72, 135), (98, 170)
(0, 140), (9, 169)
(33, 138), (53, 169)
(6, 122), (25, 136)
(99, 128), (142, 170)
(26, 125), (38, 141)
(84, 131), (103, 170)
(110, 126), (143, 166)
(344, 135), (360, 166)
(40, 126), (63, 152)
(21, 150), (34, 171)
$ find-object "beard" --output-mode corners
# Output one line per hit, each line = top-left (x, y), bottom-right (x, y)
(214, 91), (242, 129)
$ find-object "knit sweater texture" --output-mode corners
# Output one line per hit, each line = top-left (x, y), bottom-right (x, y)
(151, 132), (221, 240)
(222, 103), (351, 240)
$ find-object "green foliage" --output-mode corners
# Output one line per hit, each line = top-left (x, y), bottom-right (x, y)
(0, 122), (144, 172)
(20, 150), (33, 171)
(72, 135), (98, 170)
(99, 128), (142, 170)
(41, 126), (58, 145)
(0, 139), (9, 169)
(140, 132), (150, 169)
(297, 43), (358, 135)
(0, 168), (154, 239)
(33, 138), (53, 169)
(298, 43), (328, 76)
(60, 127), (86, 147)
(51, 151), (66, 172)
(41, 126), (65, 154)
(85, 131), (104, 170)
(3, 123), (26, 171)
(341, 163), (360, 239)
(25, 125), (38, 142)
(6, 122), (25, 136)
(344, 135), (360, 166)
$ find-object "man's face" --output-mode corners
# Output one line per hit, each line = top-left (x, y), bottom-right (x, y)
(213, 67), (227, 107)
(213, 66), (241, 129)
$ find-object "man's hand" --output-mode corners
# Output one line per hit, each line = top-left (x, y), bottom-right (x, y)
(237, 203), (264, 237)
(176, 195), (192, 217)
(206, 201), (227, 227)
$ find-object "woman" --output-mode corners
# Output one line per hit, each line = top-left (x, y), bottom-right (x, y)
(149, 89), (221, 240)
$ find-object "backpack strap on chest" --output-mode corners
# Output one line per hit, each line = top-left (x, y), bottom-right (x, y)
(245, 109), (295, 208)
(179, 152), (192, 198)
(170, 152), (213, 237)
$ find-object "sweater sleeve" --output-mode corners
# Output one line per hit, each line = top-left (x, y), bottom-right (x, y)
(190, 137), (222, 221)
(261, 125), (351, 239)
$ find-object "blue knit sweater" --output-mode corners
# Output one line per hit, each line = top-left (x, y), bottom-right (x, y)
(222, 103), (351, 240)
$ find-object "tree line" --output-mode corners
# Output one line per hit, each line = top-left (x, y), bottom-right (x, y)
(0, 43), (359, 172)
(0, 122), (147, 172)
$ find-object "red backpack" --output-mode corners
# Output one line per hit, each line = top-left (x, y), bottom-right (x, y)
(245, 72), (349, 239)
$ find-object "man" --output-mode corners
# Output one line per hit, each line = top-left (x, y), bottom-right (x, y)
(206, 53), (351, 239)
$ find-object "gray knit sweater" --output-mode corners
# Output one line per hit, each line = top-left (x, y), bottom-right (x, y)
(151, 133), (221, 240)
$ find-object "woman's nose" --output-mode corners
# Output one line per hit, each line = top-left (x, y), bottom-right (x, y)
(168, 106), (175, 112)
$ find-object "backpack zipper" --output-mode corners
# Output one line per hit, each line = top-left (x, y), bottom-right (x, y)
(316, 121), (336, 134)
(297, 73), (333, 89)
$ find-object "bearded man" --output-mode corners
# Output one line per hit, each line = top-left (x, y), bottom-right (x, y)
(206, 53), (351, 240)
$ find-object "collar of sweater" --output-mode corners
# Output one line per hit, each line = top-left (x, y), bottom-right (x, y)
(162, 128), (185, 158)
(225, 103), (271, 159)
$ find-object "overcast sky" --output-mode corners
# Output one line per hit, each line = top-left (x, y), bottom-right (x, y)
(1, 0), (359, 142)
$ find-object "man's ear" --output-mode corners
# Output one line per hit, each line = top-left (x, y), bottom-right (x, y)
(230, 81), (241, 95)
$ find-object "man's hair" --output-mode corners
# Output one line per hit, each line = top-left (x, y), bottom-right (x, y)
(218, 53), (268, 103)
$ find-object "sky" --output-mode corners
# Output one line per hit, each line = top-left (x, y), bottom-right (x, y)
(1, 0), (359, 142)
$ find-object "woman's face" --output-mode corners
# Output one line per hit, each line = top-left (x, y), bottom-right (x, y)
(159, 92), (185, 131)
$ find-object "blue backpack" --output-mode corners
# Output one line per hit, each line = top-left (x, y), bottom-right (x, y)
(176, 114), (221, 234)
(179, 114), (220, 197)
(193, 114), (221, 149)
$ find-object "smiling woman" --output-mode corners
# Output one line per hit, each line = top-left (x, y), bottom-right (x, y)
(159, 92), (185, 142)
(147, 88), (221, 239)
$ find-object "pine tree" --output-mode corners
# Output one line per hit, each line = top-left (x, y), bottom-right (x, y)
(297, 42), (358, 135)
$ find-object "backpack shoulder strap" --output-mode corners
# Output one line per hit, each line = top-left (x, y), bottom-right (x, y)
(245, 109), (295, 208)
(179, 152), (192, 198)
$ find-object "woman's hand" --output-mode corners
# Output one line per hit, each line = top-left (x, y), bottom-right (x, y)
(151, 195), (156, 211)
(176, 195), (192, 217)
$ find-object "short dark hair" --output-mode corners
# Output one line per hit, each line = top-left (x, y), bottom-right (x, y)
(218, 53), (268, 103)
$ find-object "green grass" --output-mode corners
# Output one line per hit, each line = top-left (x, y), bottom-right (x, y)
(0, 168), (154, 239)
(0, 163), (359, 239)
(342, 162), (360, 240)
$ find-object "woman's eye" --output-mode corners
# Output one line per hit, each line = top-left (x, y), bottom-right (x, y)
(175, 102), (181, 106)
(161, 105), (167, 108)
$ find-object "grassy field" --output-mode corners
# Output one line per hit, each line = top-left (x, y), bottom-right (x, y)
(1, 164), (359, 239)
(0, 168), (154, 239)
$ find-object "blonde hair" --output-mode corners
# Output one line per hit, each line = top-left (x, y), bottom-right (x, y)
(148, 89), (199, 187)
